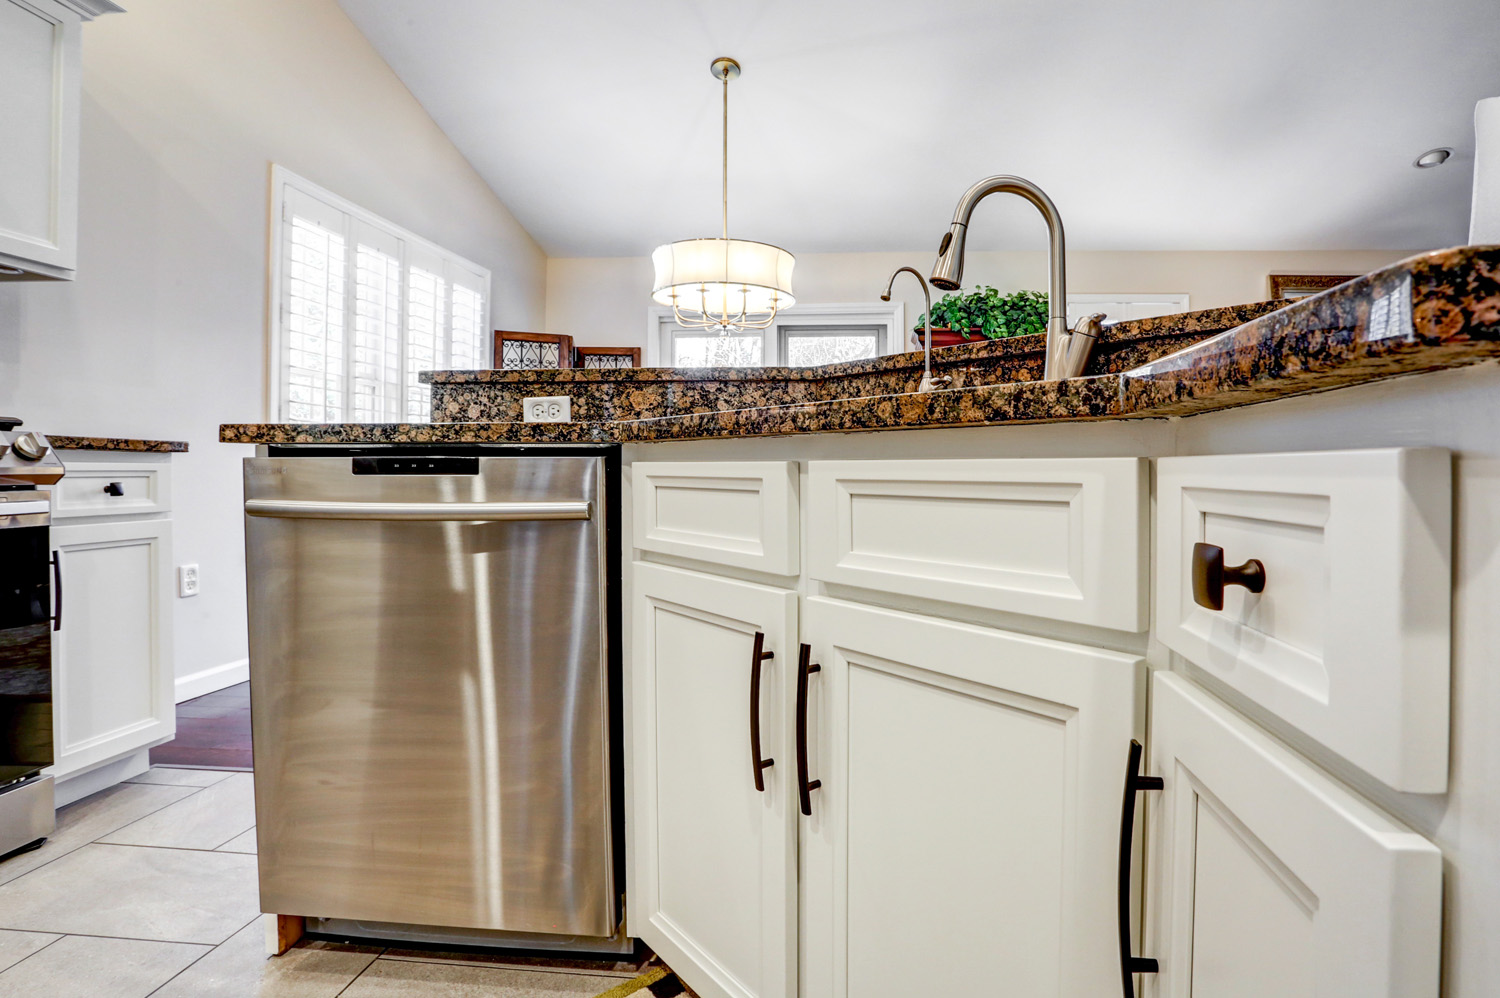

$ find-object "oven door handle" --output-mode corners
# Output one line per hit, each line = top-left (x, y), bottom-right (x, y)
(50, 550), (62, 631)
(244, 499), (591, 522)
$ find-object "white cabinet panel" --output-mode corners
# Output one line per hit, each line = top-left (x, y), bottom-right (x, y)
(801, 597), (1142, 998)
(1156, 448), (1450, 792)
(0, 0), (81, 278)
(1143, 673), (1441, 998)
(808, 458), (1147, 630)
(47, 519), (175, 780)
(633, 462), (799, 575)
(630, 562), (797, 998)
(45, 461), (171, 518)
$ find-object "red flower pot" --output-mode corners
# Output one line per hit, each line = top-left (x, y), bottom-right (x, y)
(912, 327), (984, 349)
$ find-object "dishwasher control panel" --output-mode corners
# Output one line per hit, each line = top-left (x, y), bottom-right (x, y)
(351, 457), (480, 475)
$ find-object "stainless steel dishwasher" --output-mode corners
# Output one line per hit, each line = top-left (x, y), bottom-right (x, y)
(243, 452), (617, 941)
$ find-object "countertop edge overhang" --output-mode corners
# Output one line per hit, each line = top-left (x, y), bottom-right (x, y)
(221, 245), (1500, 446)
(51, 436), (190, 453)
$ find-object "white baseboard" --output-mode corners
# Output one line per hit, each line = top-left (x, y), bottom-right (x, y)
(175, 658), (250, 703)
(53, 750), (151, 807)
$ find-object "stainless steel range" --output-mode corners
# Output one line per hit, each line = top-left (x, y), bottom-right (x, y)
(0, 418), (65, 859)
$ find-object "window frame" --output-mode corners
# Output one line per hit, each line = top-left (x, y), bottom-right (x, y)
(646, 301), (903, 368)
(266, 165), (491, 422)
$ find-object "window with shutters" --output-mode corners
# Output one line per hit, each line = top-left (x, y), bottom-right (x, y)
(270, 167), (491, 423)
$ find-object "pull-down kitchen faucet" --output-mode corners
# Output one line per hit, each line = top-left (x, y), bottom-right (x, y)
(929, 174), (1104, 381)
(882, 267), (950, 393)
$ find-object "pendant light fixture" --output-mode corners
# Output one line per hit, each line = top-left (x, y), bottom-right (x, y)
(651, 57), (795, 333)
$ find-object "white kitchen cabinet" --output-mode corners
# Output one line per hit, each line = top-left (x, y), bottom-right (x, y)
(47, 517), (175, 782)
(633, 461), (800, 575)
(1141, 672), (1442, 998)
(799, 597), (1143, 998)
(0, 0), (120, 280)
(1156, 449), (1451, 792)
(807, 458), (1148, 630)
(631, 561), (798, 998)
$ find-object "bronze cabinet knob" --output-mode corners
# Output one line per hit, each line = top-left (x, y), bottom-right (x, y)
(1191, 542), (1266, 611)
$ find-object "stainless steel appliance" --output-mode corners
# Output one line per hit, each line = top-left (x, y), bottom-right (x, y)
(0, 418), (65, 858)
(243, 451), (618, 942)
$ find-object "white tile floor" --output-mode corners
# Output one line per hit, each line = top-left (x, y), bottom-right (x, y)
(0, 769), (647, 997)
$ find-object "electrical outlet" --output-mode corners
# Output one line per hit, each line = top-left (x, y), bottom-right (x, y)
(522, 396), (572, 423)
(178, 564), (200, 598)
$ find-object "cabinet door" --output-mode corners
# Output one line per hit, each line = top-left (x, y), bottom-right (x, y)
(0, 0), (81, 277)
(631, 562), (797, 998)
(47, 519), (174, 779)
(1143, 673), (1441, 998)
(801, 597), (1143, 998)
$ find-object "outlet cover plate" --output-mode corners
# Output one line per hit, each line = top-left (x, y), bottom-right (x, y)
(177, 564), (199, 598)
(523, 396), (572, 423)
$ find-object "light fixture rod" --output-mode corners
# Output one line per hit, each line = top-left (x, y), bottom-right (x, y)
(722, 65), (729, 241)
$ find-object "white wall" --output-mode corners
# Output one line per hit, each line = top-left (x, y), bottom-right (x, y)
(0, 0), (547, 696)
(547, 249), (1420, 350)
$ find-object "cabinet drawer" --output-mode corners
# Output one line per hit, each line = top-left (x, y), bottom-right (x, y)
(48, 463), (170, 518)
(633, 461), (799, 575)
(807, 458), (1147, 630)
(1156, 448), (1450, 792)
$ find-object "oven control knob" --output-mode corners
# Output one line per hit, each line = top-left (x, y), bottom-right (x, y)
(10, 432), (48, 461)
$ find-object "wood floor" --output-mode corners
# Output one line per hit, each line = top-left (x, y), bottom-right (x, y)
(148, 682), (253, 770)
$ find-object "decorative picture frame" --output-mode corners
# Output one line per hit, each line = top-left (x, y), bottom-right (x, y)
(1267, 274), (1359, 300)
(574, 346), (642, 370)
(493, 331), (574, 369)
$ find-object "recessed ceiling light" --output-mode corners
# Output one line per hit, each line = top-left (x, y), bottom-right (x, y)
(1413, 148), (1452, 169)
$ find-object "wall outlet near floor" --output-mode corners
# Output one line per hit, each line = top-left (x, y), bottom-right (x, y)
(522, 395), (572, 423)
(178, 564), (200, 597)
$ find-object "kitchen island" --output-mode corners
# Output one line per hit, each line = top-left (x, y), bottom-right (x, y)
(223, 244), (1500, 998)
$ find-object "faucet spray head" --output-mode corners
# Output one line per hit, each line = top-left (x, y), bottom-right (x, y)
(929, 223), (967, 291)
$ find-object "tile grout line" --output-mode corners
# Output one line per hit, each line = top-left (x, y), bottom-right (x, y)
(142, 913), (263, 997)
(0, 782), (216, 891)
(0, 930), (67, 979)
(0, 928), (233, 948)
(79, 839), (257, 856)
(333, 944), (391, 997)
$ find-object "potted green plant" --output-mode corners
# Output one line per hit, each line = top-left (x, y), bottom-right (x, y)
(914, 286), (1050, 348)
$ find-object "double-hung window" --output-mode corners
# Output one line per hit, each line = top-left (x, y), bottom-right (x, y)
(271, 167), (490, 422)
(652, 303), (899, 368)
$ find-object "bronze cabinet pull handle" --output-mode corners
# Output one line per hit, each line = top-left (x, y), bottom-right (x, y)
(1191, 542), (1266, 611)
(749, 632), (775, 792)
(795, 643), (822, 817)
(50, 551), (62, 632)
(1118, 739), (1162, 998)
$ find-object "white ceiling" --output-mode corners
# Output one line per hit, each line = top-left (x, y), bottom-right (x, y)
(338, 0), (1500, 257)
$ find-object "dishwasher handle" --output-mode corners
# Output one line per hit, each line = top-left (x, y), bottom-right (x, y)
(244, 498), (591, 522)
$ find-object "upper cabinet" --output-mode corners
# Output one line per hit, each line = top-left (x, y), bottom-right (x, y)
(0, 0), (121, 281)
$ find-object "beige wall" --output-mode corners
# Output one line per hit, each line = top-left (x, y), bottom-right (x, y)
(0, 0), (546, 694)
(547, 249), (1420, 351)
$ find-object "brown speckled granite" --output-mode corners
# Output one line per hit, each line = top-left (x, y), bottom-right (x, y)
(428, 300), (1284, 422)
(613, 377), (1123, 440)
(1122, 245), (1500, 415)
(219, 247), (1500, 446)
(218, 421), (615, 446)
(50, 436), (189, 453)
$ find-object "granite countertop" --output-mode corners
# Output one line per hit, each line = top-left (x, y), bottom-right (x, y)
(51, 436), (189, 453)
(221, 245), (1500, 446)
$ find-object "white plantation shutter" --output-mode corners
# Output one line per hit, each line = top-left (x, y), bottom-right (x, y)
(449, 267), (487, 372)
(404, 245), (447, 422)
(351, 222), (402, 422)
(282, 190), (348, 423)
(272, 168), (492, 423)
